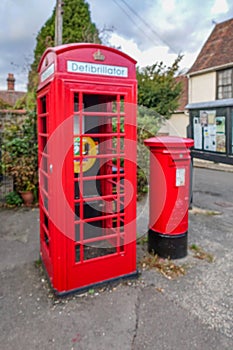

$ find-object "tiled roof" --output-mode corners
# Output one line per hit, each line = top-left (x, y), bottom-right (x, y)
(0, 91), (26, 107)
(175, 75), (188, 111)
(189, 18), (233, 74)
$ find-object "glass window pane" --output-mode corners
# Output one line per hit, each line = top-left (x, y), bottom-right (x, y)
(217, 69), (233, 99)
(216, 116), (226, 153)
(40, 96), (47, 113)
(83, 241), (117, 261)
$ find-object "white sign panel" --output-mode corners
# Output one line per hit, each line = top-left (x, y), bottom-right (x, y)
(176, 168), (185, 187)
(41, 63), (55, 82)
(67, 60), (128, 78)
(193, 117), (202, 149)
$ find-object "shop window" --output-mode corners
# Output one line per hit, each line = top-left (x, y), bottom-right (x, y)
(193, 109), (226, 153)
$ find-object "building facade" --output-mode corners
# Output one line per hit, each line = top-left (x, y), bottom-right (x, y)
(0, 73), (26, 131)
(187, 18), (233, 164)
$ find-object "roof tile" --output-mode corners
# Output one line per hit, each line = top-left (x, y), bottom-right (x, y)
(189, 18), (233, 74)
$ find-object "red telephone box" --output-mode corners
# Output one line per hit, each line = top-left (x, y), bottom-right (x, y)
(144, 136), (194, 259)
(37, 44), (137, 294)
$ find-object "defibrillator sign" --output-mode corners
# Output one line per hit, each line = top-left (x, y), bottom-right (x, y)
(67, 60), (128, 78)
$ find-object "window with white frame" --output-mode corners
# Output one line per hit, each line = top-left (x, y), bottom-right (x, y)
(217, 68), (233, 99)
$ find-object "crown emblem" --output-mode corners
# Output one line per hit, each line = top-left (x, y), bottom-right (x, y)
(93, 49), (105, 61)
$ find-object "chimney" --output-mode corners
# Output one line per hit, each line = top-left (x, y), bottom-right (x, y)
(7, 73), (15, 91)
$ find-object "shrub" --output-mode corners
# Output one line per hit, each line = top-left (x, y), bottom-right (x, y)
(5, 191), (23, 206)
(1, 112), (38, 193)
(137, 106), (162, 198)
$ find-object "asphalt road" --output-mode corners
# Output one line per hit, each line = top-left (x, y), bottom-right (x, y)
(192, 167), (233, 210)
(0, 167), (233, 349)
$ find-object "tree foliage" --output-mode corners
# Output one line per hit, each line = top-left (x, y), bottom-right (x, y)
(137, 55), (183, 119)
(136, 55), (184, 197)
(28, 0), (101, 92)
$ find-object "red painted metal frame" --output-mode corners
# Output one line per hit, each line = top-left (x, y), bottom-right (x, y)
(144, 136), (194, 235)
(37, 44), (137, 294)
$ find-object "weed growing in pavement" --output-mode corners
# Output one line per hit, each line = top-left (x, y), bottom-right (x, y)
(34, 258), (42, 268)
(137, 234), (148, 245)
(189, 244), (214, 263)
(189, 207), (221, 216)
(139, 254), (187, 280)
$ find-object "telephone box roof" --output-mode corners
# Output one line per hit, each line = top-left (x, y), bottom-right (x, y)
(38, 43), (137, 72)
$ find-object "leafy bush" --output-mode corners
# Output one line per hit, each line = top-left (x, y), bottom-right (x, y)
(5, 191), (23, 206)
(137, 106), (163, 198)
(1, 112), (38, 193)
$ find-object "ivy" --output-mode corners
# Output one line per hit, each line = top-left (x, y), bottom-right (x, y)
(1, 112), (38, 193)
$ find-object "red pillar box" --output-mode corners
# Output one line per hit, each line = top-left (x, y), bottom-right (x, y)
(144, 136), (194, 259)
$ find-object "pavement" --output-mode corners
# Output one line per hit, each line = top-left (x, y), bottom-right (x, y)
(193, 158), (233, 172)
(0, 165), (233, 350)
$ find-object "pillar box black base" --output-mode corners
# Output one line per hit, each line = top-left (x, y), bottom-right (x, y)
(148, 229), (188, 259)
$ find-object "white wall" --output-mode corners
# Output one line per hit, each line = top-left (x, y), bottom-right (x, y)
(158, 112), (189, 137)
(158, 71), (217, 137)
(189, 72), (216, 103)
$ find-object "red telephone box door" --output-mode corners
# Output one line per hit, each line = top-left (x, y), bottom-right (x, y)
(60, 84), (137, 291)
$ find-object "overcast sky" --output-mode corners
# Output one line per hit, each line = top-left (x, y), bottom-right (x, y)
(0, 0), (233, 91)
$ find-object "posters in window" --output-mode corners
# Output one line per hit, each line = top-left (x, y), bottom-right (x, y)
(215, 116), (226, 152)
(200, 110), (209, 126)
(193, 117), (202, 149)
(215, 116), (225, 134)
(194, 110), (226, 153)
(203, 125), (216, 151)
(216, 134), (226, 152)
(200, 110), (217, 151)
